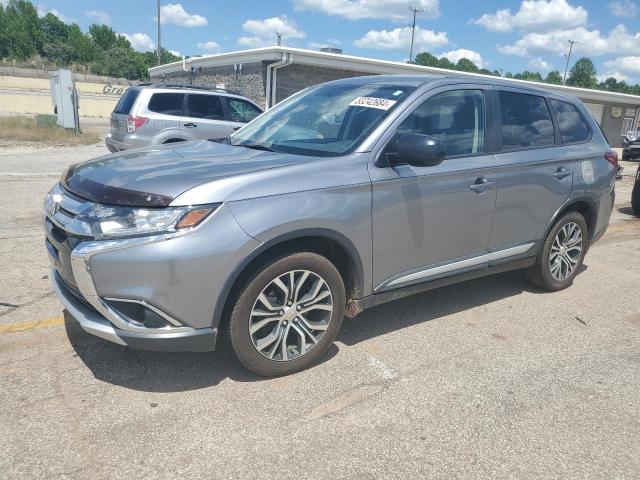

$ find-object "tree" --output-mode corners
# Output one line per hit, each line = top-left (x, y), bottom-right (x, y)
(455, 58), (479, 73)
(545, 70), (563, 84)
(567, 57), (597, 89)
(67, 24), (96, 63)
(513, 70), (542, 82)
(0, 5), (8, 59)
(88, 24), (118, 51)
(4, 0), (42, 59)
(40, 12), (69, 47)
(413, 52), (439, 67)
(437, 57), (455, 70)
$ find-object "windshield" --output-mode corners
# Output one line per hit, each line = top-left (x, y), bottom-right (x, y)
(230, 82), (414, 157)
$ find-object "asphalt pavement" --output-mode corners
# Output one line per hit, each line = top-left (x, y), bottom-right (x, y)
(1, 142), (639, 479)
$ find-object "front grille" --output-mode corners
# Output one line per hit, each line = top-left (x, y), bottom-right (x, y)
(44, 184), (96, 290)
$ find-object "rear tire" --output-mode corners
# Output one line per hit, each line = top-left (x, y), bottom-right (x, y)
(632, 172), (640, 216)
(228, 252), (345, 377)
(527, 212), (588, 291)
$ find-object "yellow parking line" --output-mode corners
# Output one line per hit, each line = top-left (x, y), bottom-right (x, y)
(0, 316), (65, 334)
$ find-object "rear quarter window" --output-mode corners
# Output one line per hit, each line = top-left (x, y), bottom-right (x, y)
(550, 99), (592, 144)
(113, 88), (140, 114)
(499, 91), (555, 150)
(147, 93), (185, 116)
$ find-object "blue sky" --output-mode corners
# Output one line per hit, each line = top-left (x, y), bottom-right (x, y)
(33, 0), (640, 83)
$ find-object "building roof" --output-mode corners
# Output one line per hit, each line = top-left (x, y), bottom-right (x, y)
(149, 46), (640, 106)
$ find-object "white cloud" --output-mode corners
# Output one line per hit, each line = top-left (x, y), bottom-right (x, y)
(472, 0), (587, 33)
(498, 25), (640, 57)
(169, 50), (181, 57)
(438, 49), (486, 68)
(610, 0), (638, 17)
(158, 3), (207, 27)
(198, 41), (220, 51)
(121, 33), (155, 52)
(597, 71), (632, 83)
(354, 26), (448, 52)
(86, 10), (111, 25)
(309, 39), (342, 49)
(528, 57), (552, 71)
(604, 56), (640, 77)
(294, 0), (439, 21)
(238, 16), (305, 48)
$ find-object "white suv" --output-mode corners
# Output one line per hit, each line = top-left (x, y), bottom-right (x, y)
(105, 84), (263, 152)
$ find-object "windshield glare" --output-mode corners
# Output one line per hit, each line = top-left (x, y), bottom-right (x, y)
(230, 83), (414, 157)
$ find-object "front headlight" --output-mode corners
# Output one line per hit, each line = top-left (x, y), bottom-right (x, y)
(626, 130), (639, 142)
(79, 204), (220, 240)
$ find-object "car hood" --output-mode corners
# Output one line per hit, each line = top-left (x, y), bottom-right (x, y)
(62, 140), (317, 207)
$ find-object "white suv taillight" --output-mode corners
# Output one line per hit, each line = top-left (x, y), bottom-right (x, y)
(127, 115), (149, 133)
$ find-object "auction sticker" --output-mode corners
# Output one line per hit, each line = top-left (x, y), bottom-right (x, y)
(349, 96), (397, 110)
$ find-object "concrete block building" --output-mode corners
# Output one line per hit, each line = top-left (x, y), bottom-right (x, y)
(149, 46), (640, 147)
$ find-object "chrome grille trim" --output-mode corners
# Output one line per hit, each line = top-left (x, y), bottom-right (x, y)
(45, 183), (93, 237)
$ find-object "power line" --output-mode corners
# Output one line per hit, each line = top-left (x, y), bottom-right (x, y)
(408, 6), (424, 63)
(563, 40), (578, 84)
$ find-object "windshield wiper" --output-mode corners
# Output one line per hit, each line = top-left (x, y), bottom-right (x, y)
(234, 142), (275, 152)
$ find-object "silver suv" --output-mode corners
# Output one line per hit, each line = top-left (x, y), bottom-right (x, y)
(105, 84), (263, 152)
(46, 75), (617, 376)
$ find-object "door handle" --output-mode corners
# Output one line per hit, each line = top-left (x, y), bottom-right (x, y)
(184, 122), (197, 128)
(469, 177), (495, 193)
(553, 167), (571, 180)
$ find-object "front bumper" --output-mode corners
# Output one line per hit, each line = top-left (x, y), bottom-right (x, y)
(44, 185), (260, 351)
(52, 269), (217, 351)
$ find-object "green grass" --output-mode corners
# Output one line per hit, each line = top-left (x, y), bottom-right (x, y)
(0, 116), (99, 145)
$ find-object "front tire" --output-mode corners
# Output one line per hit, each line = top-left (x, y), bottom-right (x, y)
(528, 212), (587, 291)
(228, 252), (345, 377)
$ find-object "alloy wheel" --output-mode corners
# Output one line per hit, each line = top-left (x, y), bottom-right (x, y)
(249, 270), (333, 362)
(549, 221), (583, 281)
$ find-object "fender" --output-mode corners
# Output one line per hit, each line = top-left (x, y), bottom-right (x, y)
(211, 227), (366, 328)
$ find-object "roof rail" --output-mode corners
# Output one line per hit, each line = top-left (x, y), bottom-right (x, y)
(139, 83), (242, 95)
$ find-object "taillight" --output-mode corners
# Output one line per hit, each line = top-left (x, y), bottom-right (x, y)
(127, 115), (149, 133)
(605, 150), (618, 169)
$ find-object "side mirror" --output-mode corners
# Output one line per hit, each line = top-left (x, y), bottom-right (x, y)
(394, 133), (445, 167)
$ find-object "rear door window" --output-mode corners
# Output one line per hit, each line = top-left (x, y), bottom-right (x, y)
(227, 98), (262, 123)
(499, 91), (554, 150)
(113, 88), (140, 114)
(147, 93), (185, 116)
(550, 99), (591, 143)
(185, 94), (224, 120)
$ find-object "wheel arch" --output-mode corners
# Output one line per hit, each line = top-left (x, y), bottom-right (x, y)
(541, 197), (598, 254)
(213, 228), (365, 330)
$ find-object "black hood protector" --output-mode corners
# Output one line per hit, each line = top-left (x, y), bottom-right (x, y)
(63, 164), (174, 207)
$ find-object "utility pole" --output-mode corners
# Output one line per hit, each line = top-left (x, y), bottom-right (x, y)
(562, 40), (577, 84)
(408, 6), (424, 63)
(156, 0), (161, 66)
